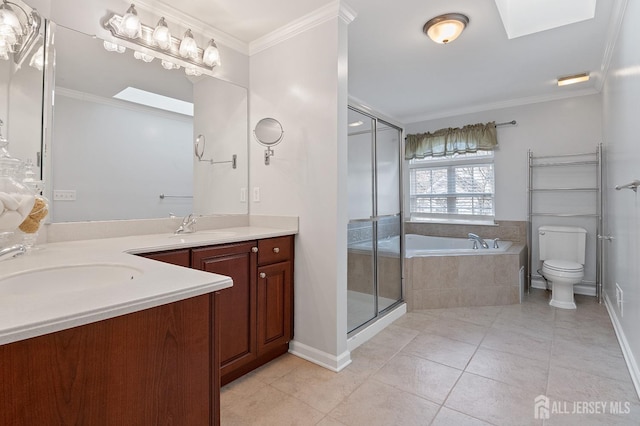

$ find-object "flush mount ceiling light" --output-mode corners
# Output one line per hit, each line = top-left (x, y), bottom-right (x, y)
(423, 13), (469, 44)
(557, 72), (590, 86)
(348, 120), (363, 127)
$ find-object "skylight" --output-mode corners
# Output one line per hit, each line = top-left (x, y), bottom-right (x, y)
(494, 0), (596, 39)
(113, 87), (194, 116)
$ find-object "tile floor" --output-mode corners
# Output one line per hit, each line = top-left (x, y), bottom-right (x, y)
(220, 290), (640, 425)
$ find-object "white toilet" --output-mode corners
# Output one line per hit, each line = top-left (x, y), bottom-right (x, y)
(538, 225), (587, 309)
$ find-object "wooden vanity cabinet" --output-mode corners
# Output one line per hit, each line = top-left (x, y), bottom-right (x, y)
(141, 247), (191, 267)
(0, 294), (220, 426)
(191, 242), (258, 384)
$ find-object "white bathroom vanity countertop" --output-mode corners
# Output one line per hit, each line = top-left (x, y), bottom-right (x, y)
(0, 225), (297, 346)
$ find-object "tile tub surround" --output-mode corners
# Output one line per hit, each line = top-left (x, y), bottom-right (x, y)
(220, 290), (640, 425)
(405, 244), (526, 310)
(405, 220), (528, 245)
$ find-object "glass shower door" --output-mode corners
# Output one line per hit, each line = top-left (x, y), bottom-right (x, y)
(375, 121), (402, 314)
(347, 109), (376, 332)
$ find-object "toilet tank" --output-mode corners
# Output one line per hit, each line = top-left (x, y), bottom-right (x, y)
(538, 225), (587, 264)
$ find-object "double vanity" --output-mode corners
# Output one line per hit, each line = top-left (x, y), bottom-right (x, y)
(0, 220), (297, 426)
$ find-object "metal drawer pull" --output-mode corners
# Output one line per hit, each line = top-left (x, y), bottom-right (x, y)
(252, 247), (258, 253)
(273, 247), (280, 253)
(259, 272), (266, 279)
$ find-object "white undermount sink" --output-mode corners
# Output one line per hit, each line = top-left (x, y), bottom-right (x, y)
(0, 264), (143, 296)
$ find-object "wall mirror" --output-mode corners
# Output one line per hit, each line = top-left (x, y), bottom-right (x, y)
(254, 117), (283, 165)
(41, 22), (248, 222)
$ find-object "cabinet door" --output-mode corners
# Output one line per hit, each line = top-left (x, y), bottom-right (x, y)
(192, 242), (257, 377)
(257, 261), (293, 356)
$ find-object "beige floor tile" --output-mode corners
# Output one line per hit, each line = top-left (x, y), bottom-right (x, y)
(480, 328), (552, 362)
(365, 324), (419, 351)
(437, 305), (503, 326)
(546, 364), (640, 406)
(315, 416), (349, 426)
(418, 316), (489, 345)
(392, 311), (440, 332)
(372, 353), (462, 404)
(445, 373), (543, 426)
(270, 359), (367, 413)
(550, 339), (632, 383)
(221, 372), (269, 408)
(346, 340), (401, 377)
(221, 385), (325, 426)
(466, 347), (549, 394)
(247, 353), (311, 385)
(402, 333), (478, 370)
(431, 407), (493, 426)
(329, 379), (440, 426)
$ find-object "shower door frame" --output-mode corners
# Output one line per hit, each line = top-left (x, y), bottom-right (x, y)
(347, 105), (405, 336)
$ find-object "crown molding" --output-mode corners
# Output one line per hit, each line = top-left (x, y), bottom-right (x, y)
(596, 0), (629, 92)
(249, 1), (357, 55)
(134, 0), (249, 55)
(401, 87), (600, 124)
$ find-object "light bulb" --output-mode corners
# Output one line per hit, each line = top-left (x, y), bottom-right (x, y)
(152, 17), (171, 50)
(202, 39), (220, 67)
(179, 29), (198, 60)
(120, 4), (141, 39)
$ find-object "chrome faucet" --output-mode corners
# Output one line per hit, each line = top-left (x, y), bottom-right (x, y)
(468, 233), (489, 249)
(174, 214), (197, 234)
(0, 244), (26, 262)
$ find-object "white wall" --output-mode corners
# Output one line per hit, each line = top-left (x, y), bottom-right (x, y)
(249, 16), (350, 369)
(405, 95), (603, 221)
(601, 0), (640, 394)
(51, 94), (193, 222)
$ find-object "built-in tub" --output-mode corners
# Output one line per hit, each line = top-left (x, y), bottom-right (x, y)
(400, 234), (525, 310)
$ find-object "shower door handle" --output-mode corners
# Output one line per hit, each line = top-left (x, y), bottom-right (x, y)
(597, 234), (614, 241)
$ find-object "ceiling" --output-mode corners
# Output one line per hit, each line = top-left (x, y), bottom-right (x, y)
(158, 0), (619, 124)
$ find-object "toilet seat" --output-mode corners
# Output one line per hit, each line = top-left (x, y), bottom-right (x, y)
(542, 260), (584, 280)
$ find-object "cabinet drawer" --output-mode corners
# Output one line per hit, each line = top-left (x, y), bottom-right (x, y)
(258, 236), (293, 265)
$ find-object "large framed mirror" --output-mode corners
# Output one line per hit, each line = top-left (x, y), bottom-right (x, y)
(42, 22), (248, 223)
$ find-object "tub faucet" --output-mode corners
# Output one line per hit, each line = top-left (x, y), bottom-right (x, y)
(0, 244), (26, 262)
(468, 233), (489, 249)
(174, 214), (197, 234)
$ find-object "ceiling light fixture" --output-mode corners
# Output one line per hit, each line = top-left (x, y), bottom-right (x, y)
(423, 13), (469, 44)
(103, 8), (222, 76)
(348, 120), (363, 127)
(557, 72), (590, 86)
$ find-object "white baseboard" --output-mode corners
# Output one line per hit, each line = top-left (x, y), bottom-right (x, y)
(288, 340), (352, 372)
(604, 293), (640, 400)
(530, 278), (596, 296)
(347, 303), (407, 352)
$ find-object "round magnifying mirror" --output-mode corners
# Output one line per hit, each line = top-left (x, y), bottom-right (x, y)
(253, 118), (284, 147)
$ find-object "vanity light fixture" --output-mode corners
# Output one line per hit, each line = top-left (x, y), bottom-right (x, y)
(202, 39), (220, 67)
(557, 72), (590, 86)
(0, 0), (41, 65)
(28, 43), (42, 70)
(103, 9), (221, 76)
(423, 13), (469, 44)
(119, 4), (141, 39)
(152, 17), (171, 50)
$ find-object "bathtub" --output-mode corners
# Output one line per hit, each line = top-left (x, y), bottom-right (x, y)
(405, 234), (512, 257)
(350, 234), (512, 257)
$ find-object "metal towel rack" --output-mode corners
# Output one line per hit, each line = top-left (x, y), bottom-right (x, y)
(615, 179), (640, 192)
(159, 194), (193, 199)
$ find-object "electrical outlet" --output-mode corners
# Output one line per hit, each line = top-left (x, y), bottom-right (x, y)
(240, 188), (247, 203)
(616, 283), (623, 316)
(253, 187), (260, 202)
(53, 189), (76, 201)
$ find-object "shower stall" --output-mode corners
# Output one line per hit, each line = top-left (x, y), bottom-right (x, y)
(347, 106), (403, 334)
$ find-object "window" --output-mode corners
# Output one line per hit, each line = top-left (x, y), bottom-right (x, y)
(409, 151), (495, 222)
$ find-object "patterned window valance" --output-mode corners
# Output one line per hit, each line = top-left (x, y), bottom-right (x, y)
(405, 121), (498, 160)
